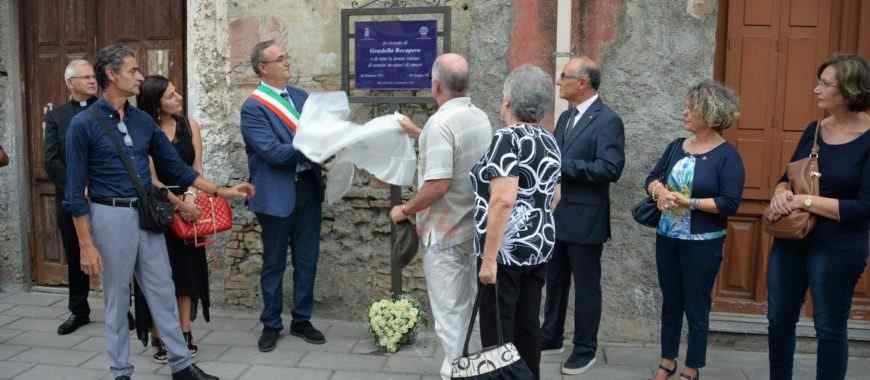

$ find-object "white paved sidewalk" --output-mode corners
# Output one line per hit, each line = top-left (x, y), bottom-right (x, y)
(0, 290), (866, 379)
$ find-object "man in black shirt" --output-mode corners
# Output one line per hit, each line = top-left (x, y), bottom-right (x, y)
(43, 59), (98, 335)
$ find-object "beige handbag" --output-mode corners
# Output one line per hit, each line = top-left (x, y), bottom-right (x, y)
(763, 122), (821, 239)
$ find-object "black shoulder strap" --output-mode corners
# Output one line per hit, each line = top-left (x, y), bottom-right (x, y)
(659, 138), (685, 182)
(87, 108), (148, 198)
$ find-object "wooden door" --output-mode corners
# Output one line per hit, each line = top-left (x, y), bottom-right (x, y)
(23, 0), (185, 286)
(96, 0), (186, 91)
(23, 0), (97, 285)
(714, 0), (870, 320)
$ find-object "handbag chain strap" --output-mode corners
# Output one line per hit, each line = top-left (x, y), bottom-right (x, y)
(88, 108), (150, 199)
(461, 282), (504, 356)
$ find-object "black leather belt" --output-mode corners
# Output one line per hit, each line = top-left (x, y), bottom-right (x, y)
(92, 197), (139, 208)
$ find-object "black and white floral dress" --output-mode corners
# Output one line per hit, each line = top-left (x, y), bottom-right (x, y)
(470, 123), (562, 267)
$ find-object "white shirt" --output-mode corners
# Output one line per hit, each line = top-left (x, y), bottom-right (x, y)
(260, 81), (286, 96)
(570, 94), (599, 129)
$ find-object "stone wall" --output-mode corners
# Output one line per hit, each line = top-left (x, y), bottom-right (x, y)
(0, 0), (720, 342)
(591, 0), (719, 341)
(187, 0), (476, 319)
(0, 0), (27, 291)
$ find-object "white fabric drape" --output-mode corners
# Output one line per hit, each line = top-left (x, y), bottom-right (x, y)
(294, 92), (417, 204)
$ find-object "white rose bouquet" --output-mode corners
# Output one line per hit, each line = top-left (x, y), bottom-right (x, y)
(368, 294), (426, 353)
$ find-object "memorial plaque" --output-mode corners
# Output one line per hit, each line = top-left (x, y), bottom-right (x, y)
(355, 20), (437, 90)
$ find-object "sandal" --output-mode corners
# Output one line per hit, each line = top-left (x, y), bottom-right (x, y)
(649, 360), (677, 380)
(680, 371), (700, 380)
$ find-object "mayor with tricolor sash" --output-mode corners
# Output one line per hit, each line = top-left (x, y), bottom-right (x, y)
(240, 39), (326, 352)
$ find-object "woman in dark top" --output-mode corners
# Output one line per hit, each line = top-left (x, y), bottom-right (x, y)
(765, 55), (870, 380)
(134, 75), (210, 363)
(645, 81), (745, 380)
(471, 64), (561, 380)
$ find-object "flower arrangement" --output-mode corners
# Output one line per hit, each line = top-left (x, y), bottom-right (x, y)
(368, 294), (426, 353)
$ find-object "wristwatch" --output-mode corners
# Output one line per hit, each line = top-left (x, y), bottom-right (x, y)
(803, 196), (813, 210)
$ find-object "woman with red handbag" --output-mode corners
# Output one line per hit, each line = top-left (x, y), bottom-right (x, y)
(133, 75), (211, 363)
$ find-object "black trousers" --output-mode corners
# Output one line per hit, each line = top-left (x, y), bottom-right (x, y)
(478, 261), (546, 380)
(56, 197), (90, 317)
(541, 240), (602, 359)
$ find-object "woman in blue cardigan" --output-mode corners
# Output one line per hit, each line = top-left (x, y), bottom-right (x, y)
(645, 81), (745, 380)
(765, 54), (870, 380)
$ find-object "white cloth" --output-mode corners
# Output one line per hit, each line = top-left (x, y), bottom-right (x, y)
(294, 91), (417, 204)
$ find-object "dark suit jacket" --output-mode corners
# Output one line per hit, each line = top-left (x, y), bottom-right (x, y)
(240, 85), (321, 218)
(553, 97), (625, 245)
(43, 97), (97, 192)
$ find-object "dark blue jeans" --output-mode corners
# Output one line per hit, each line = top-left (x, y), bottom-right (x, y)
(256, 172), (322, 330)
(767, 238), (868, 380)
(655, 235), (724, 369)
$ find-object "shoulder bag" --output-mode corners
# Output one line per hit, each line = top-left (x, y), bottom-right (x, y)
(632, 138), (684, 228)
(762, 121), (822, 239)
(451, 285), (534, 379)
(89, 108), (174, 232)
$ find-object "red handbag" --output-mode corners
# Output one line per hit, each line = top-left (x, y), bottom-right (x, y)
(170, 192), (233, 247)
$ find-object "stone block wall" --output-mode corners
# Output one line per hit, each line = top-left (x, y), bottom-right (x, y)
(0, 0), (27, 291)
(187, 0), (475, 320)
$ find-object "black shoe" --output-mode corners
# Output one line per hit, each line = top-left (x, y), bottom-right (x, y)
(290, 320), (326, 344)
(115, 377), (131, 380)
(172, 363), (219, 380)
(57, 314), (89, 335)
(258, 327), (281, 352)
(184, 331), (199, 357)
(151, 336), (168, 364)
(540, 339), (564, 354)
(562, 352), (596, 375)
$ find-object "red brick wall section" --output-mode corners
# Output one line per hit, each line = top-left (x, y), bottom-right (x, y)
(573, 0), (624, 61)
(508, 0), (557, 75)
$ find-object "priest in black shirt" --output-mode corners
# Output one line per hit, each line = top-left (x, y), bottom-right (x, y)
(44, 59), (98, 335)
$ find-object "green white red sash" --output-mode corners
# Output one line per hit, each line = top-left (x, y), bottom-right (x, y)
(250, 84), (301, 134)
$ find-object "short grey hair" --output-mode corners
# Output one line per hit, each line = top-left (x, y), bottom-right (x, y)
(250, 39), (276, 77)
(502, 64), (554, 123)
(686, 80), (741, 131)
(95, 44), (136, 90)
(431, 60), (468, 95)
(64, 59), (91, 83)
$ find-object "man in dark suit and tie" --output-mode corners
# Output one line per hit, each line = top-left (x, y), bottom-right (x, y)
(240, 40), (325, 352)
(540, 56), (625, 375)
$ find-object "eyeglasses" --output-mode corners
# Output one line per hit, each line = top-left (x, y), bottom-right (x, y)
(117, 121), (134, 147)
(560, 72), (584, 81)
(261, 55), (289, 64)
(70, 75), (96, 80)
(816, 79), (838, 88)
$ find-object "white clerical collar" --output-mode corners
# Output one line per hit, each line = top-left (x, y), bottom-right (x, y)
(573, 94), (599, 119)
(260, 82), (287, 95)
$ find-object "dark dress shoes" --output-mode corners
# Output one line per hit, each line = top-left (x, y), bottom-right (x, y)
(258, 327), (281, 352)
(290, 320), (326, 344)
(171, 363), (219, 380)
(57, 314), (90, 335)
(115, 377), (130, 380)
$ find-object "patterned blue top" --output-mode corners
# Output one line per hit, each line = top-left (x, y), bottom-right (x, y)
(658, 155), (727, 240)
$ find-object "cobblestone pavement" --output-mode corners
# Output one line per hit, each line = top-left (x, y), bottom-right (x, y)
(0, 291), (866, 379)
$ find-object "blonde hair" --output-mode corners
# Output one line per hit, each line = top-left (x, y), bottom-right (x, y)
(686, 80), (741, 131)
